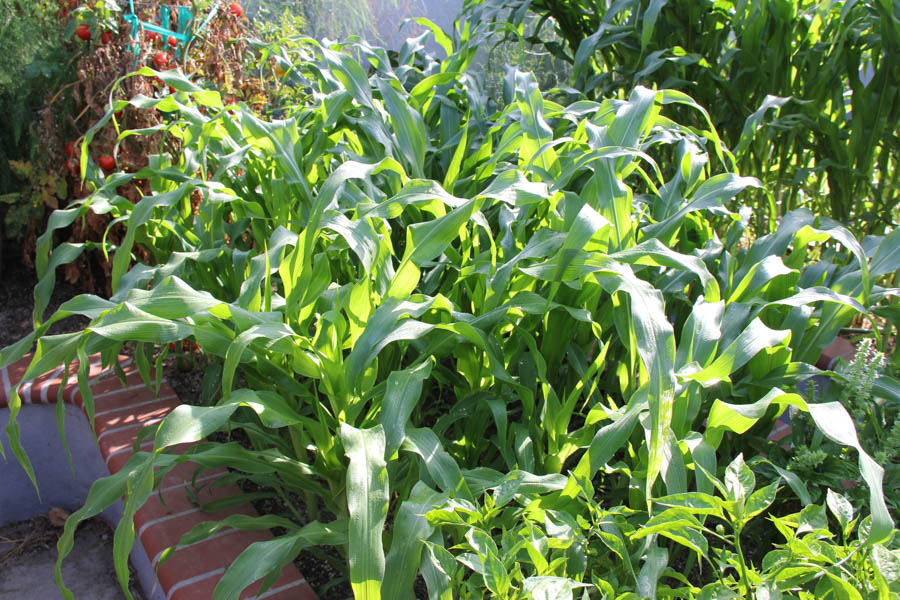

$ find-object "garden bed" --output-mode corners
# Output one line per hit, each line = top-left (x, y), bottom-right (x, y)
(1, 2), (897, 595)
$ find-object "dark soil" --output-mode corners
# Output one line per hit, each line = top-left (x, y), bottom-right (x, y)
(0, 255), (90, 350)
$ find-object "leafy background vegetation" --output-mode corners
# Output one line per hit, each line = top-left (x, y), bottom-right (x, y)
(466, 0), (900, 237)
(1, 0), (900, 599)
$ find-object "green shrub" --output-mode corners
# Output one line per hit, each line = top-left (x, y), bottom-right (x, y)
(0, 0), (73, 257)
(2, 16), (899, 600)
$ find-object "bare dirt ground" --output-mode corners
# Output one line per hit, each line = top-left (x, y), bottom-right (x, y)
(0, 514), (143, 600)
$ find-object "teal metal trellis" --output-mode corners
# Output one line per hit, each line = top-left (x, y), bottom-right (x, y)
(123, 1), (219, 60)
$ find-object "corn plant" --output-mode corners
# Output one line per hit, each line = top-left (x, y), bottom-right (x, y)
(463, 0), (900, 237)
(2, 18), (899, 600)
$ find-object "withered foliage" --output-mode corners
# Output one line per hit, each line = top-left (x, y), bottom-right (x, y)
(26, 1), (262, 294)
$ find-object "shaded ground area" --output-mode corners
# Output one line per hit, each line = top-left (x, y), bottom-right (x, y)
(0, 255), (89, 350)
(0, 514), (143, 600)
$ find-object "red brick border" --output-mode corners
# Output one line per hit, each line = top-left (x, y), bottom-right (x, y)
(1, 354), (317, 600)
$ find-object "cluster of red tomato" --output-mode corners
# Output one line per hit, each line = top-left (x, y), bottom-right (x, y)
(169, 340), (201, 352)
(75, 24), (114, 44)
(64, 140), (115, 174)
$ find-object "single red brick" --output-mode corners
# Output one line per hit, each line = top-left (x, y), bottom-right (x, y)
(155, 527), (274, 591)
(157, 463), (226, 492)
(168, 565), (314, 600)
(105, 439), (154, 473)
(136, 478), (239, 526)
(94, 400), (178, 437)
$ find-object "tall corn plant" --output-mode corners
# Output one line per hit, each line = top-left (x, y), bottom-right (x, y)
(463, 0), (900, 236)
(2, 18), (899, 599)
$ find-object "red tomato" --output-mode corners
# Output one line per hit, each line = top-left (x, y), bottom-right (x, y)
(168, 342), (176, 351)
(101, 31), (112, 45)
(152, 52), (168, 68)
(146, 31), (161, 43)
(98, 155), (116, 172)
(229, 2), (243, 17)
(65, 141), (76, 157)
(75, 25), (91, 41)
(192, 342), (200, 352)
(67, 0), (77, 9)
(167, 35), (177, 48)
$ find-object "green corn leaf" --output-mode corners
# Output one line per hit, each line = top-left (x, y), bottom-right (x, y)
(682, 318), (790, 387)
(55, 452), (154, 600)
(341, 423), (389, 600)
(213, 522), (346, 600)
(675, 299), (724, 370)
(641, 0), (668, 51)
(383, 483), (447, 599)
(377, 78), (427, 178)
(735, 95), (792, 156)
(610, 239), (721, 302)
(571, 399), (645, 483)
(89, 303), (193, 343)
(380, 360), (434, 459)
(643, 174), (761, 244)
(637, 543), (668, 600)
(403, 427), (474, 502)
